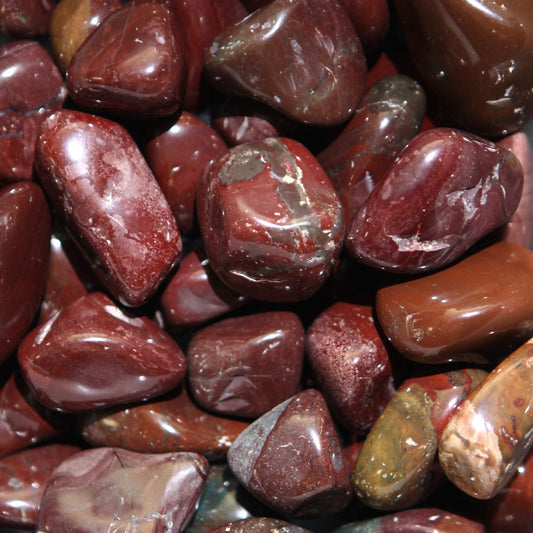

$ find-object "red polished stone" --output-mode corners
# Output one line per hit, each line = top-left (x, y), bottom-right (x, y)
(66, 2), (187, 118)
(143, 111), (228, 235)
(0, 40), (66, 183)
(18, 292), (187, 413)
(0, 444), (81, 529)
(306, 302), (395, 435)
(37, 448), (208, 532)
(197, 137), (345, 302)
(346, 128), (524, 273)
(205, 0), (366, 126)
(0, 182), (51, 364)
(227, 389), (352, 518)
(188, 311), (304, 418)
(35, 109), (182, 307)
(0, 0), (54, 37)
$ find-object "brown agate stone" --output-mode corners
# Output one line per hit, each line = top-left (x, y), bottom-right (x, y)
(376, 241), (533, 363)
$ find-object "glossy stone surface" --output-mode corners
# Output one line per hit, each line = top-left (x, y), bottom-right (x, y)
(0, 0), (54, 36)
(209, 517), (312, 533)
(0, 40), (66, 182)
(347, 128), (524, 274)
(376, 241), (533, 363)
(49, 0), (122, 73)
(317, 75), (426, 227)
(306, 302), (395, 434)
(197, 137), (345, 302)
(352, 369), (487, 511)
(393, 0), (533, 137)
(66, 2), (187, 118)
(439, 338), (533, 500)
(205, 0), (366, 126)
(37, 448), (208, 533)
(0, 182), (51, 364)
(18, 292), (187, 413)
(35, 109), (182, 307)
(143, 111), (228, 235)
(0, 444), (81, 528)
(188, 311), (304, 418)
(227, 389), (352, 518)
(81, 383), (249, 461)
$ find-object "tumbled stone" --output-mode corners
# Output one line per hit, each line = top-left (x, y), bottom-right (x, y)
(197, 137), (345, 302)
(306, 302), (395, 434)
(66, 2), (187, 118)
(375, 241), (533, 363)
(18, 292), (187, 413)
(188, 311), (304, 418)
(0, 0), (54, 36)
(205, 0), (366, 126)
(347, 128), (524, 273)
(439, 337), (533, 500)
(209, 517), (312, 533)
(36, 448), (208, 533)
(227, 389), (352, 518)
(35, 109), (182, 307)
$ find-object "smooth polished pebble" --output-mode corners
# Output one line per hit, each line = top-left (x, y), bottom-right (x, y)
(0, 0), (54, 36)
(18, 292), (187, 413)
(36, 448), (208, 533)
(208, 517), (313, 532)
(35, 109), (182, 307)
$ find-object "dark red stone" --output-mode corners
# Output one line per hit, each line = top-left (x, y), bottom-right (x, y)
(188, 311), (304, 418)
(0, 444), (81, 529)
(66, 2), (187, 118)
(0, 0), (54, 37)
(35, 109), (182, 307)
(346, 127), (524, 273)
(0, 182), (51, 364)
(227, 389), (352, 518)
(36, 448), (208, 533)
(18, 292), (187, 413)
(306, 302), (395, 434)
(205, 0), (366, 126)
(143, 111), (228, 235)
(197, 137), (345, 302)
(0, 40), (66, 183)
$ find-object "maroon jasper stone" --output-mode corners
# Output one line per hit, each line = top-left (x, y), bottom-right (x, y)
(227, 389), (352, 518)
(0, 0), (54, 37)
(66, 2), (187, 118)
(0, 40), (66, 183)
(35, 109), (182, 307)
(197, 137), (345, 302)
(18, 292), (187, 412)
(37, 448), (208, 533)
(205, 0), (366, 126)
(346, 128), (524, 273)
(188, 311), (304, 418)
(0, 182), (51, 364)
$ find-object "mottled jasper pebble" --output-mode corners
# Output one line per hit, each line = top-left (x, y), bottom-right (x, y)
(376, 241), (533, 363)
(305, 302), (395, 434)
(227, 389), (352, 518)
(49, 0), (122, 73)
(159, 247), (249, 331)
(18, 292), (187, 413)
(81, 383), (249, 461)
(143, 111), (228, 234)
(209, 517), (312, 533)
(0, 444), (81, 529)
(0, 0), (54, 36)
(0, 40), (66, 182)
(197, 137), (345, 302)
(35, 109), (182, 307)
(393, 0), (533, 137)
(188, 311), (304, 418)
(439, 337), (533, 500)
(318, 75), (425, 227)
(66, 2), (187, 117)
(36, 448), (208, 533)
(205, 0), (366, 126)
(346, 128), (524, 273)
(0, 182), (51, 364)
(352, 368), (487, 511)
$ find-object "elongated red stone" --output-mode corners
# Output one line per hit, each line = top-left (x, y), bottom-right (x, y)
(18, 292), (187, 413)
(35, 109), (182, 307)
